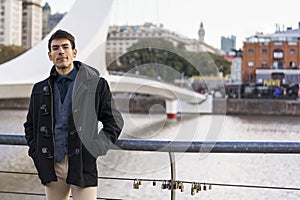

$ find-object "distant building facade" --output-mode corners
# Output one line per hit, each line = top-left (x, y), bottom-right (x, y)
(42, 2), (51, 37)
(0, 0), (66, 49)
(221, 35), (236, 54)
(0, 0), (22, 46)
(242, 25), (300, 84)
(1, 2), (221, 59)
(230, 50), (242, 82)
(42, 2), (65, 38)
(106, 22), (219, 63)
(22, 0), (42, 49)
(0, 0), (42, 49)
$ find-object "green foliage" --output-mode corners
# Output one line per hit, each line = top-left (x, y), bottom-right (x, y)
(128, 38), (176, 51)
(0, 45), (26, 64)
(208, 52), (232, 75)
(108, 38), (231, 78)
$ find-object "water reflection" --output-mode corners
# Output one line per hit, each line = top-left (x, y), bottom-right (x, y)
(0, 110), (300, 199)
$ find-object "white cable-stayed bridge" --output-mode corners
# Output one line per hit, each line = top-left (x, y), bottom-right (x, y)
(0, 0), (212, 118)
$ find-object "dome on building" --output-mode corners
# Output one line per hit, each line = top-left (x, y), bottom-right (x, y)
(43, 2), (51, 11)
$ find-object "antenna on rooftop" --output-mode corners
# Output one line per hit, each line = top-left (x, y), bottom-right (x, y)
(275, 23), (280, 32)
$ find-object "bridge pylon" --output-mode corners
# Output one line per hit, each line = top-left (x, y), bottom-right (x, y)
(166, 99), (178, 119)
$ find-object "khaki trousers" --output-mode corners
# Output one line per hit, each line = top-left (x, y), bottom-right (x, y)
(45, 156), (97, 200)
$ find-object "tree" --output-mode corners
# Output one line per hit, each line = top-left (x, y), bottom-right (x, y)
(108, 38), (231, 78)
(0, 45), (26, 64)
(208, 52), (231, 76)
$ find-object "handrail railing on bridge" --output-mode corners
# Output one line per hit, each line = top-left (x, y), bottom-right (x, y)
(1, 134), (300, 153)
(1, 134), (300, 200)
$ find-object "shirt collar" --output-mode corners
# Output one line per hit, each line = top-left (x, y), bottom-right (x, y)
(56, 67), (77, 82)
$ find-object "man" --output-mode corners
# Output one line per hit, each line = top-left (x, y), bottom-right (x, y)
(24, 29), (124, 200)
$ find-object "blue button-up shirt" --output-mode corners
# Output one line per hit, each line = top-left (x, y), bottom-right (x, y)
(56, 67), (77, 93)
(54, 66), (78, 162)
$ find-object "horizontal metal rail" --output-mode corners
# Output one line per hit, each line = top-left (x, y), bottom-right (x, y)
(1, 134), (300, 154)
(1, 133), (300, 200)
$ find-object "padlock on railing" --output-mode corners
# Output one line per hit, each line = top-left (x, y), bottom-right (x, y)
(178, 182), (184, 192)
(196, 183), (201, 193)
(161, 180), (167, 189)
(152, 180), (156, 186)
(133, 179), (139, 189)
(174, 181), (179, 190)
(167, 180), (172, 190)
(191, 183), (196, 196)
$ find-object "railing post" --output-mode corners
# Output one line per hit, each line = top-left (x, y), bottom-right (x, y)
(169, 152), (176, 200)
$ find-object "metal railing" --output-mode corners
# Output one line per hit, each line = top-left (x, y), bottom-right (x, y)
(2, 134), (300, 153)
(1, 134), (300, 200)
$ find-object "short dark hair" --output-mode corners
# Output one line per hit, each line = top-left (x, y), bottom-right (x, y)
(48, 29), (76, 51)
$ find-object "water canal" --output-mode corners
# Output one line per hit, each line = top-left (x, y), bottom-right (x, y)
(0, 110), (300, 199)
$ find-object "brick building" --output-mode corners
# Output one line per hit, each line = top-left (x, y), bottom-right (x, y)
(242, 25), (300, 85)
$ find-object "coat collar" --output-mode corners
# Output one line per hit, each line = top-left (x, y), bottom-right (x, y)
(50, 61), (100, 81)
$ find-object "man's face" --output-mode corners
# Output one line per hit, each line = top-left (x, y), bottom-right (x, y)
(48, 38), (77, 76)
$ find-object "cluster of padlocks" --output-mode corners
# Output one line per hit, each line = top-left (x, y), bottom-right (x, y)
(190, 182), (212, 196)
(133, 179), (212, 196)
(160, 180), (185, 192)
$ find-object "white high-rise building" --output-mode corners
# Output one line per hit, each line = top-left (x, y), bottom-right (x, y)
(0, 0), (22, 46)
(22, 0), (42, 49)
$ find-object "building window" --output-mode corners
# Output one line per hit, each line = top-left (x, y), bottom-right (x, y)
(271, 73), (284, 80)
(248, 49), (254, 54)
(261, 61), (267, 68)
(273, 49), (283, 59)
(262, 49), (267, 54)
(289, 61), (296, 68)
(274, 41), (282, 45)
(248, 73), (253, 82)
(248, 61), (254, 67)
(290, 49), (295, 55)
(286, 74), (299, 84)
(233, 61), (240, 70)
(272, 61), (284, 69)
(272, 61), (278, 69)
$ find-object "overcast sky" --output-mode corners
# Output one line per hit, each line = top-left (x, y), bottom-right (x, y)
(42, 0), (300, 49)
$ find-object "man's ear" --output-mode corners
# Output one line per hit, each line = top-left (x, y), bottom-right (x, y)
(48, 52), (52, 61)
(73, 49), (77, 58)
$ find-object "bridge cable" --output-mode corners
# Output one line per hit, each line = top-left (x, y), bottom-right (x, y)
(0, 170), (300, 192)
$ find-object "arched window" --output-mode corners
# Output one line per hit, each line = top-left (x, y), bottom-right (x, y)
(273, 49), (283, 59)
(248, 49), (254, 54)
(290, 49), (295, 55)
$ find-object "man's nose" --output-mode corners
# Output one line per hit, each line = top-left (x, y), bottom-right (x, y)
(58, 47), (64, 54)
